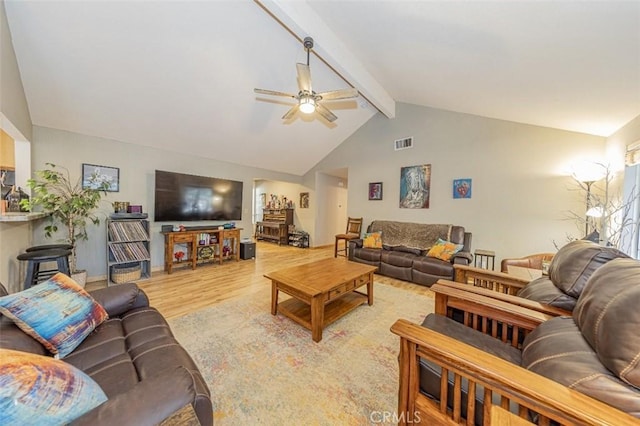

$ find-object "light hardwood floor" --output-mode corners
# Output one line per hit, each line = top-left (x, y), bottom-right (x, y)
(88, 242), (433, 319)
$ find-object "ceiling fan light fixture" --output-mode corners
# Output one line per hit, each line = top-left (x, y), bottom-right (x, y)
(299, 97), (316, 114)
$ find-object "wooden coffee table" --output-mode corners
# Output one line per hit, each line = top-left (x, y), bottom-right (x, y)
(265, 258), (377, 342)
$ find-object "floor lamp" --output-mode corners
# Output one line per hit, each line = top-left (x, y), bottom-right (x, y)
(572, 161), (606, 238)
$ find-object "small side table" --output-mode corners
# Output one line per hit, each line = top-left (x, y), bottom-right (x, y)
(474, 249), (496, 270)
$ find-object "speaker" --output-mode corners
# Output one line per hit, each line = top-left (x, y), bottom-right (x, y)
(240, 242), (256, 260)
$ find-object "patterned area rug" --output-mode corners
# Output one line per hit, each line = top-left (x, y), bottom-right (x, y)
(168, 283), (434, 425)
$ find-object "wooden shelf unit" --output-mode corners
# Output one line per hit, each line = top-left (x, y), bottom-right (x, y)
(162, 227), (242, 274)
(106, 218), (151, 285)
(288, 230), (309, 248)
(256, 208), (293, 245)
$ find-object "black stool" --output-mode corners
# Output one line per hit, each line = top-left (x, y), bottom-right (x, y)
(17, 248), (72, 289)
(26, 243), (73, 252)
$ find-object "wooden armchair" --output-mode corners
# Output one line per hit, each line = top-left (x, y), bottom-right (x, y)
(390, 280), (639, 425)
(453, 239), (631, 313)
(454, 264), (530, 295)
(500, 252), (555, 273)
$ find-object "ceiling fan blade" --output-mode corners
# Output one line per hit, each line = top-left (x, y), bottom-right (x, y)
(282, 104), (300, 120)
(316, 88), (359, 101)
(254, 88), (296, 99)
(315, 103), (338, 122)
(296, 63), (312, 92)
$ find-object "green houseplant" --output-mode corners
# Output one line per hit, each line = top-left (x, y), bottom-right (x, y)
(21, 163), (110, 279)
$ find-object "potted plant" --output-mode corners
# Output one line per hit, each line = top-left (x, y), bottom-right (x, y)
(21, 163), (110, 285)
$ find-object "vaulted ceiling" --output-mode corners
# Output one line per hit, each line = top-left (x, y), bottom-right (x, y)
(5, 1), (639, 176)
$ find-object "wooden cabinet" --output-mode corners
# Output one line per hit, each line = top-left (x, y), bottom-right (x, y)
(263, 208), (294, 223)
(256, 208), (293, 245)
(0, 129), (15, 170)
(107, 218), (151, 285)
(162, 227), (242, 274)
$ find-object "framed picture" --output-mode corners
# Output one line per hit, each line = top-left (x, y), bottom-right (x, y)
(453, 178), (472, 199)
(82, 163), (119, 192)
(300, 192), (309, 208)
(368, 182), (383, 200)
(400, 164), (431, 208)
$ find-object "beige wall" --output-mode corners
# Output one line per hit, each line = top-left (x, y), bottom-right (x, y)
(0, 0), (33, 290)
(254, 179), (316, 244)
(606, 114), (640, 171)
(31, 126), (302, 280)
(308, 102), (606, 263)
(23, 108), (627, 278)
(0, 0), (31, 141)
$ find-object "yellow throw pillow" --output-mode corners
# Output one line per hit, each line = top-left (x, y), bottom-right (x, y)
(426, 238), (463, 261)
(363, 232), (383, 249)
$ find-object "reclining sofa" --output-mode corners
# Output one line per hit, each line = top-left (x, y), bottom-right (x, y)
(0, 280), (213, 425)
(455, 239), (630, 311)
(392, 257), (640, 425)
(348, 220), (472, 286)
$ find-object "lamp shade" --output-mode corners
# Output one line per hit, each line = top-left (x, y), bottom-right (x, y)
(571, 160), (607, 183)
(586, 206), (604, 218)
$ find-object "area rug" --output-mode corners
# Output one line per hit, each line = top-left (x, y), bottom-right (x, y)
(168, 283), (434, 425)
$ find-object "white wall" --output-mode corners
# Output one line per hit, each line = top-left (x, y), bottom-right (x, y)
(31, 126), (302, 280)
(0, 0), (31, 141)
(254, 178), (316, 243)
(308, 102), (606, 263)
(606, 114), (640, 171)
(606, 114), (640, 255)
(314, 172), (348, 246)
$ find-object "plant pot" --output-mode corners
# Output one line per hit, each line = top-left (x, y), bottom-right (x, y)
(71, 270), (87, 288)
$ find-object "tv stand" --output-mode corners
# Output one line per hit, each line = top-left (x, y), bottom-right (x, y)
(162, 227), (242, 274)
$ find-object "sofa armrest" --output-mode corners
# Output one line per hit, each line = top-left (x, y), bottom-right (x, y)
(348, 239), (363, 261)
(454, 264), (529, 295)
(451, 251), (472, 265)
(71, 366), (201, 426)
(390, 319), (639, 426)
(431, 282), (553, 346)
(349, 238), (363, 249)
(435, 279), (572, 317)
(89, 283), (149, 317)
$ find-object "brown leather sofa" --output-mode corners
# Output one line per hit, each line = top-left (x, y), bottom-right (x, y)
(455, 239), (630, 311)
(0, 282), (213, 426)
(392, 257), (640, 425)
(348, 220), (472, 286)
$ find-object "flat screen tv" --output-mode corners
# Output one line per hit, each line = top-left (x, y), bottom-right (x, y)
(154, 170), (243, 222)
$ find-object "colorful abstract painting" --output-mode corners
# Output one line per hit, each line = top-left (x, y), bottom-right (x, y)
(453, 178), (472, 199)
(400, 164), (431, 208)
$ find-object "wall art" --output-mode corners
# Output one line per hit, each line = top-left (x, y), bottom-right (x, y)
(400, 164), (431, 208)
(300, 192), (309, 208)
(368, 182), (383, 200)
(82, 163), (119, 192)
(453, 178), (472, 199)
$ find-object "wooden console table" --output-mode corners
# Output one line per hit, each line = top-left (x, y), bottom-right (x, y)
(162, 227), (242, 274)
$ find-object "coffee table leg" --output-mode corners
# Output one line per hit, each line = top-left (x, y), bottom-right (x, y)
(311, 295), (324, 342)
(367, 273), (374, 306)
(271, 282), (279, 315)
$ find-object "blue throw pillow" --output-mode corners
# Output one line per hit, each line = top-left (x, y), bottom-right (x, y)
(0, 349), (107, 424)
(0, 273), (108, 359)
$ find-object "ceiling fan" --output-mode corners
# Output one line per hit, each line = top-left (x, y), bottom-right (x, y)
(254, 37), (359, 123)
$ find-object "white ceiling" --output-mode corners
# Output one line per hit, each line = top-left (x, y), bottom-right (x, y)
(5, 1), (640, 176)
